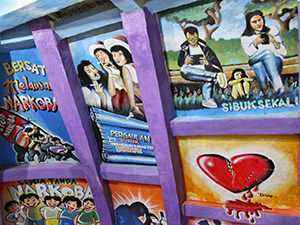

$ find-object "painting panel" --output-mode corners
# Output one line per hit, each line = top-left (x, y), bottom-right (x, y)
(69, 29), (156, 166)
(178, 135), (300, 223)
(159, 0), (299, 118)
(0, 48), (78, 166)
(1, 178), (99, 225)
(109, 181), (167, 224)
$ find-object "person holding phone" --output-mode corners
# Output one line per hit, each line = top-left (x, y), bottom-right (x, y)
(241, 10), (287, 95)
(177, 26), (227, 108)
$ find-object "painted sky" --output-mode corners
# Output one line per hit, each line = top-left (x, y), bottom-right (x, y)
(0, 0), (36, 16)
(160, 0), (298, 51)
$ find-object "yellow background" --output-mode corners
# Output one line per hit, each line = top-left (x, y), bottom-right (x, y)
(177, 135), (300, 209)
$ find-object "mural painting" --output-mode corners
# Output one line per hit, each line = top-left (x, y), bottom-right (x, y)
(1, 178), (99, 225)
(109, 181), (167, 225)
(177, 135), (300, 223)
(69, 30), (155, 165)
(159, 0), (298, 118)
(0, 48), (78, 166)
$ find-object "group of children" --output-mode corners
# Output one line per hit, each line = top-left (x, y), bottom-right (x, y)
(13, 126), (78, 164)
(4, 194), (99, 225)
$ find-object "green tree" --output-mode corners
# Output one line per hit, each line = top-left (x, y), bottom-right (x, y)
(163, 0), (223, 41)
(245, 0), (298, 31)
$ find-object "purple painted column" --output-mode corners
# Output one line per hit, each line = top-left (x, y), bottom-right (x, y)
(30, 17), (115, 225)
(122, 8), (187, 225)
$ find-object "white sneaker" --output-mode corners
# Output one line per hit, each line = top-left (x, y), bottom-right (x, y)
(217, 72), (227, 88)
(202, 99), (218, 108)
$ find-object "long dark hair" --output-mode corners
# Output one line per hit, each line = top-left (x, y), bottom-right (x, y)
(129, 202), (149, 217)
(94, 48), (118, 68)
(111, 45), (133, 64)
(128, 202), (159, 225)
(242, 10), (270, 36)
(228, 68), (249, 82)
(77, 60), (94, 87)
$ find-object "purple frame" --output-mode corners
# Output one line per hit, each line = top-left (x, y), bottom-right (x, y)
(0, 163), (84, 182)
(100, 164), (160, 185)
(0, 2), (298, 225)
(30, 17), (115, 225)
(171, 117), (300, 136)
(122, 8), (187, 225)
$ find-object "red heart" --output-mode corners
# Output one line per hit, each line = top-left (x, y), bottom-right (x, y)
(197, 154), (274, 193)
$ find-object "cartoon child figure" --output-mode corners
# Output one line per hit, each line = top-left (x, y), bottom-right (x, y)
(4, 200), (27, 225)
(228, 68), (253, 99)
(74, 198), (99, 225)
(58, 196), (82, 225)
(20, 193), (44, 225)
(40, 196), (62, 225)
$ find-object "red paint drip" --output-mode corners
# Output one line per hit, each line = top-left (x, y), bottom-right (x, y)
(235, 211), (241, 220)
(246, 190), (253, 198)
(224, 199), (271, 224)
(241, 193), (247, 201)
(253, 185), (258, 192)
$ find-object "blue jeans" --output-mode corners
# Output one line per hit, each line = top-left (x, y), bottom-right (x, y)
(59, 218), (74, 225)
(180, 64), (217, 100)
(249, 50), (284, 94)
(26, 219), (44, 225)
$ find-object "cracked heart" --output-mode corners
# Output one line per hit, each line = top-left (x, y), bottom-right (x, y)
(197, 154), (275, 193)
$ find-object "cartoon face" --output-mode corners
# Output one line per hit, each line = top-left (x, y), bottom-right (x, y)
(234, 71), (242, 80)
(95, 50), (110, 64)
(66, 201), (78, 212)
(112, 50), (127, 67)
(83, 200), (95, 211)
(46, 199), (60, 208)
(23, 196), (39, 208)
(84, 64), (101, 81)
(8, 203), (20, 213)
(186, 32), (199, 46)
(250, 15), (264, 33)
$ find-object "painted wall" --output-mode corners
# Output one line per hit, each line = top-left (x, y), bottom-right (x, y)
(0, 47), (78, 166)
(159, 0), (299, 118)
(109, 181), (167, 224)
(178, 134), (300, 223)
(1, 178), (99, 225)
(69, 28), (156, 165)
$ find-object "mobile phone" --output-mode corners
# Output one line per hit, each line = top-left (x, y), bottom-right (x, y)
(191, 54), (204, 65)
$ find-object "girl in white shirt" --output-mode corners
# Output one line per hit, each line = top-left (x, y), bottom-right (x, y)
(241, 10), (287, 95)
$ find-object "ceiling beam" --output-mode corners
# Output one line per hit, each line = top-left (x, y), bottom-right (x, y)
(110, 0), (146, 13)
(145, 0), (200, 13)
(0, 0), (85, 33)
